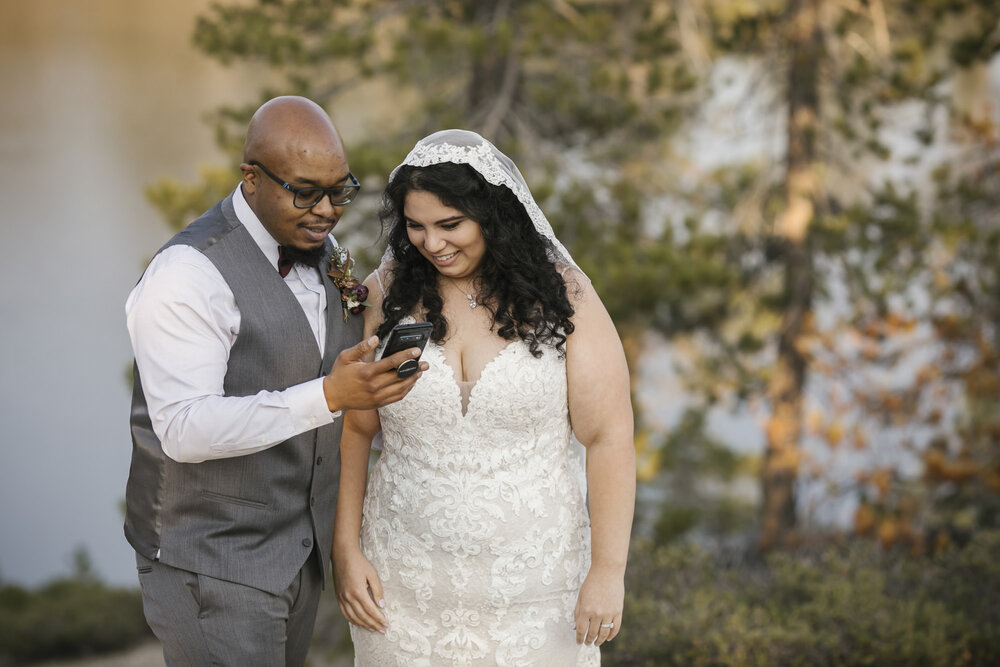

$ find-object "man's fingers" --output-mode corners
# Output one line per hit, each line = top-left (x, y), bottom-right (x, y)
(341, 335), (380, 362)
(326, 342), (426, 412)
(358, 349), (425, 392)
(376, 371), (427, 406)
(373, 346), (423, 373)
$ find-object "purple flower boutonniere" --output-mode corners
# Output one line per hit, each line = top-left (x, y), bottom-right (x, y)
(327, 247), (371, 322)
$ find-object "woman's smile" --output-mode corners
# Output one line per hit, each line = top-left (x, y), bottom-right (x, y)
(404, 190), (486, 279)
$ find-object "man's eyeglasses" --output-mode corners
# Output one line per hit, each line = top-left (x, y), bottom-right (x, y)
(249, 161), (361, 208)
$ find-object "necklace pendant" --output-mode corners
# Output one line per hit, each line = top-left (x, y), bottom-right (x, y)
(466, 294), (477, 309)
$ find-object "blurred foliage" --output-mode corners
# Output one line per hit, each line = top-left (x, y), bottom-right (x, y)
(0, 548), (151, 665)
(643, 0), (1000, 546)
(838, 120), (1000, 552)
(145, 165), (240, 233)
(150, 0), (1000, 554)
(604, 530), (1000, 666)
(638, 408), (758, 545)
(153, 0), (706, 232)
(188, 0), (694, 155)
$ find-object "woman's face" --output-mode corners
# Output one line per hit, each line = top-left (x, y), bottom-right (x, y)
(403, 190), (487, 281)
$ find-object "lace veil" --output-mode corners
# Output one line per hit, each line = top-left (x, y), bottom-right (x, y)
(382, 129), (580, 272)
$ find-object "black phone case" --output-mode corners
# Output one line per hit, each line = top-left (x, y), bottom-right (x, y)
(381, 322), (433, 377)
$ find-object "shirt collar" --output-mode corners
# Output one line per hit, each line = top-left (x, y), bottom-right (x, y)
(232, 184), (282, 270)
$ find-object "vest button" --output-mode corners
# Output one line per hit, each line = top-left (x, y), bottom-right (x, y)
(302, 538), (313, 548)
(316, 456), (323, 466)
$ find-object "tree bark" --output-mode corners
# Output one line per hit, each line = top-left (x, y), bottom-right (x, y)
(760, 0), (822, 549)
(469, 0), (519, 141)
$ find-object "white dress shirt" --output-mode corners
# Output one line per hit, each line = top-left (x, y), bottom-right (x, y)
(126, 186), (341, 464)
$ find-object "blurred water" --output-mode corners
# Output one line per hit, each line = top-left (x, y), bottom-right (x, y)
(0, 0), (250, 587)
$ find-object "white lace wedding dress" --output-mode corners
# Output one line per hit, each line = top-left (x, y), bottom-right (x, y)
(350, 323), (600, 666)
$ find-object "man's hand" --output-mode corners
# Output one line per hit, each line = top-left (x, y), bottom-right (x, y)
(323, 336), (428, 413)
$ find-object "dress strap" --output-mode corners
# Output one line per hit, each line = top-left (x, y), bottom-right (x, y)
(374, 268), (386, 296)
(559, 264), (591, 283)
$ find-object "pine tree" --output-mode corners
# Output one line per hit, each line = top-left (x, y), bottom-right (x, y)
(672, 0), (1000, 547)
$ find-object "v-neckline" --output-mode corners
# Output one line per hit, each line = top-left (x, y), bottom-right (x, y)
(427, 340), (520, 417)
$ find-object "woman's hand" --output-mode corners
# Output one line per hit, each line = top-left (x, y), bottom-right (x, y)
(573, 564), (624, 646)
(333, 547), (389, 633)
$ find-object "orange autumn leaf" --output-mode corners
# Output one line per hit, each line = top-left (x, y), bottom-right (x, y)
(878, 519), (899, 548)
(824, 421), (845, 447)
(854, 504), (875, 535)
(872, 469), (893, 499)
(851, 426), (869, 450)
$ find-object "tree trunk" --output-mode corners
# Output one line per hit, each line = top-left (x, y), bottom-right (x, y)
(760, 0), (822, 549)
(469, 0), (519, 141)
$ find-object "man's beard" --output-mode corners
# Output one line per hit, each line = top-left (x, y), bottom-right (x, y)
(282, 244), (326, 268)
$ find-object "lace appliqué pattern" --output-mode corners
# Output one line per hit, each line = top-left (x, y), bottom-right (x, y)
(350, 319), (599, 666)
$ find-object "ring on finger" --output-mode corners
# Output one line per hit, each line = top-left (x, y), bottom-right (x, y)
(600, 621), (614, 628)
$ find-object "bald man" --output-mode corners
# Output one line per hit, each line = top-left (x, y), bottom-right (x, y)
(124, 97), (425, 666)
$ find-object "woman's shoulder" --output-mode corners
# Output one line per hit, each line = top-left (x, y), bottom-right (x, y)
(554, 263), (591, 303)
(555, 262), (586, 280)
(361, 263), (397, 333)
(363, 262), (398, 301)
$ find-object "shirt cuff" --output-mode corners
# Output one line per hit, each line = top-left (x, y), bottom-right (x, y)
(287, 378), (342, 429)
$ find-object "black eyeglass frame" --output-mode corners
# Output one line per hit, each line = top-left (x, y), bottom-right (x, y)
(248, 160), (361, 208)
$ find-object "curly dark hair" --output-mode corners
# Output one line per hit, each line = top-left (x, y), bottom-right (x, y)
(375, 162), (575, 357)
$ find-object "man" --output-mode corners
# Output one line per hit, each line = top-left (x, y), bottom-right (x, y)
(124, 96), (423, 666)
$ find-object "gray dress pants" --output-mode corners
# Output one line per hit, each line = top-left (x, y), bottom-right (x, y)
(136, 552), (322, 667)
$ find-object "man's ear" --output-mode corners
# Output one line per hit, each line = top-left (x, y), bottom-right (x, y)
(239, 163), (258, 196)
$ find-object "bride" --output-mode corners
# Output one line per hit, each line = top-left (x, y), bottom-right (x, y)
(332, 130), (635, 665)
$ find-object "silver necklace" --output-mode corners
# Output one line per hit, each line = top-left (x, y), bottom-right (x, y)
(445, 278), (479, 309)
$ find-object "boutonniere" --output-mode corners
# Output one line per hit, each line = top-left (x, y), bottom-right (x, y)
(327, 247), (371, 321)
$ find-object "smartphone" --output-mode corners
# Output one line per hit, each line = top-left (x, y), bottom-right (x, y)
(380, 322), (433, 378)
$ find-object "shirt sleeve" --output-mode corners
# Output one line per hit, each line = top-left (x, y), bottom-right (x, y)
(126, 245), (340, 464)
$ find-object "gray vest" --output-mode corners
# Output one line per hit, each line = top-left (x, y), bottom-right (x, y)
(124, 196), (362, 595)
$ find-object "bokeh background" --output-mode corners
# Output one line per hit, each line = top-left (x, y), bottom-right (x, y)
(2, 1), (999, 664)
(0, 0), (243, 592)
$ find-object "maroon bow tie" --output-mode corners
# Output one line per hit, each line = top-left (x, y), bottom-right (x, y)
(277, 246), (295, 278)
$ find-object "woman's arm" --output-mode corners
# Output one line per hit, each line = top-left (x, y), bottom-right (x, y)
(564, 271), (636, 647)
(332, 407), (388, 633)
(331, 271), (391, 633)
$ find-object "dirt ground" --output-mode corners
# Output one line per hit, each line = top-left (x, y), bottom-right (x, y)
(33, 641), (165, 667)
(33, 640), (353, 667)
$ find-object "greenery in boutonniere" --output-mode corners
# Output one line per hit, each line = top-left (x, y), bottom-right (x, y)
(328, 247), (371, 322)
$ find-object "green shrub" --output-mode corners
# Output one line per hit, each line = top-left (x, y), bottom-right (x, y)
(604, 531), (1000, 666)
(0, 578), (151, 664)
